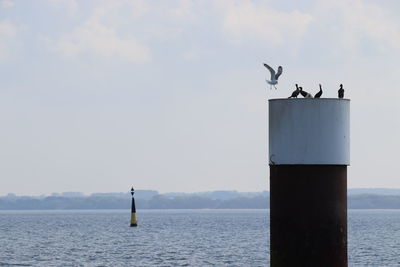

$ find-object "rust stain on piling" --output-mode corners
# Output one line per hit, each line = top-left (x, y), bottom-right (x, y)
(270, 165), (347, 267)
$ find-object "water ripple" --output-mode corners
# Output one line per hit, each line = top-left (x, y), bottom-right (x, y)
(0, 209), (399, 266)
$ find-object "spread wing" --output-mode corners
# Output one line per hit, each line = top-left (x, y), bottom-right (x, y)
(275, 66), (283, 79)
(263, 63), (275, 80)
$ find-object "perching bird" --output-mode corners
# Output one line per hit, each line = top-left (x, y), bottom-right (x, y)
(314, 84), (323, 98)
(300, 87), (312, 98)
(288, 84), (300, 98)
(263, 63), (282, 89)
(338, 84), (344, 98)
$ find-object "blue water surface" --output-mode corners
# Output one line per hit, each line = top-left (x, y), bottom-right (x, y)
(0, 209), (399, 266)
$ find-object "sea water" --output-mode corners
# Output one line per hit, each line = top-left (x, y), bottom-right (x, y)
(0, 209), (399, 266)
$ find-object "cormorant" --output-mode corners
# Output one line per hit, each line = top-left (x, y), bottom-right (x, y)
(338, 84), (344, 98)
(300, 87), (312, 98)
(263, 63), (283, 89)
(288, 84), (300, 98)
(314, 84), (323, 98)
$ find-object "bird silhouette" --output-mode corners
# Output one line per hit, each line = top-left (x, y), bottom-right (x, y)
(263, 63), (282, 89)
(338, 84), (344, 98)
(300, 87), (312, 98)
(288, 84), (300, 98)
(314, 84), (323, 98)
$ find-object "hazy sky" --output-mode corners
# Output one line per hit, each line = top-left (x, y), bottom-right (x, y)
(1, 0), (400, 195)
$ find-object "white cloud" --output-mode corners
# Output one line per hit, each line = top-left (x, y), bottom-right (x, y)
(315, 0), (400, 51)
(0, 21), (16, 36)
(47, 1), (151, 62)
(1, 0), (13, 8)
(168, 0), (196, 19)
(127, 0), (149, 18)
(217, 0), (313, 45)
(53, 20), (150, 62)
(0, 20), (18, 60)
(48, 0), (78, 14)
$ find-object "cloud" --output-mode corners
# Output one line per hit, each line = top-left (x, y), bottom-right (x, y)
(48, 0), (78, 14)
(0, 20), (18, 60)
(0, 21), (16, 36)
(52, 20), (151, 62)
(168, 0), (196, 19)
(1, 0), (14, 8)
(217, 0), (313, 45)
(315, 0), (400, 52)
(47, 1), (151, 62)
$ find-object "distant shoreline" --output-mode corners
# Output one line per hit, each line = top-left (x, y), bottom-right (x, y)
(1, 190), (400, 210)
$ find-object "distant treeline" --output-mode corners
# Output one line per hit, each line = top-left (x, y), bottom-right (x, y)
(348, 194), (400, 209)
(0, 195), (268, 210)
(1, 192), (400, 210)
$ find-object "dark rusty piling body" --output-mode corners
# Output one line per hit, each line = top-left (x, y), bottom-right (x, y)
(270, 165), (347, 266)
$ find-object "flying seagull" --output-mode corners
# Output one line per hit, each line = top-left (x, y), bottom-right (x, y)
(300, 87), (312, 98)
(288, 84), (300, 98)
(263, 63), (282, 89)
(338, 84), (344, 98)
(314, 84), (323, 98)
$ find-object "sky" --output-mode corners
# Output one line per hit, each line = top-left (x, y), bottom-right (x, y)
(1, 0), (400, 195)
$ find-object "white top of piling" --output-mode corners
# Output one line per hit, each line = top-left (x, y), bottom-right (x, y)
(269, 98), (350, 165)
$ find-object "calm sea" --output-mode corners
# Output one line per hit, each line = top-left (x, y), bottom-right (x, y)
(0, 209), (399, 266)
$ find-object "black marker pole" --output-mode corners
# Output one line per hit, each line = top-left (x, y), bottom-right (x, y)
(130, 187), (137, 227)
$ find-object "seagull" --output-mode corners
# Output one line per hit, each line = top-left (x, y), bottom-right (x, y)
(263, 63), (282, 89)
(338, 84), (344, 98)
(288, 84), (300, 98)
(300, 87), (312, 98)
(314, 84), (323, 98)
